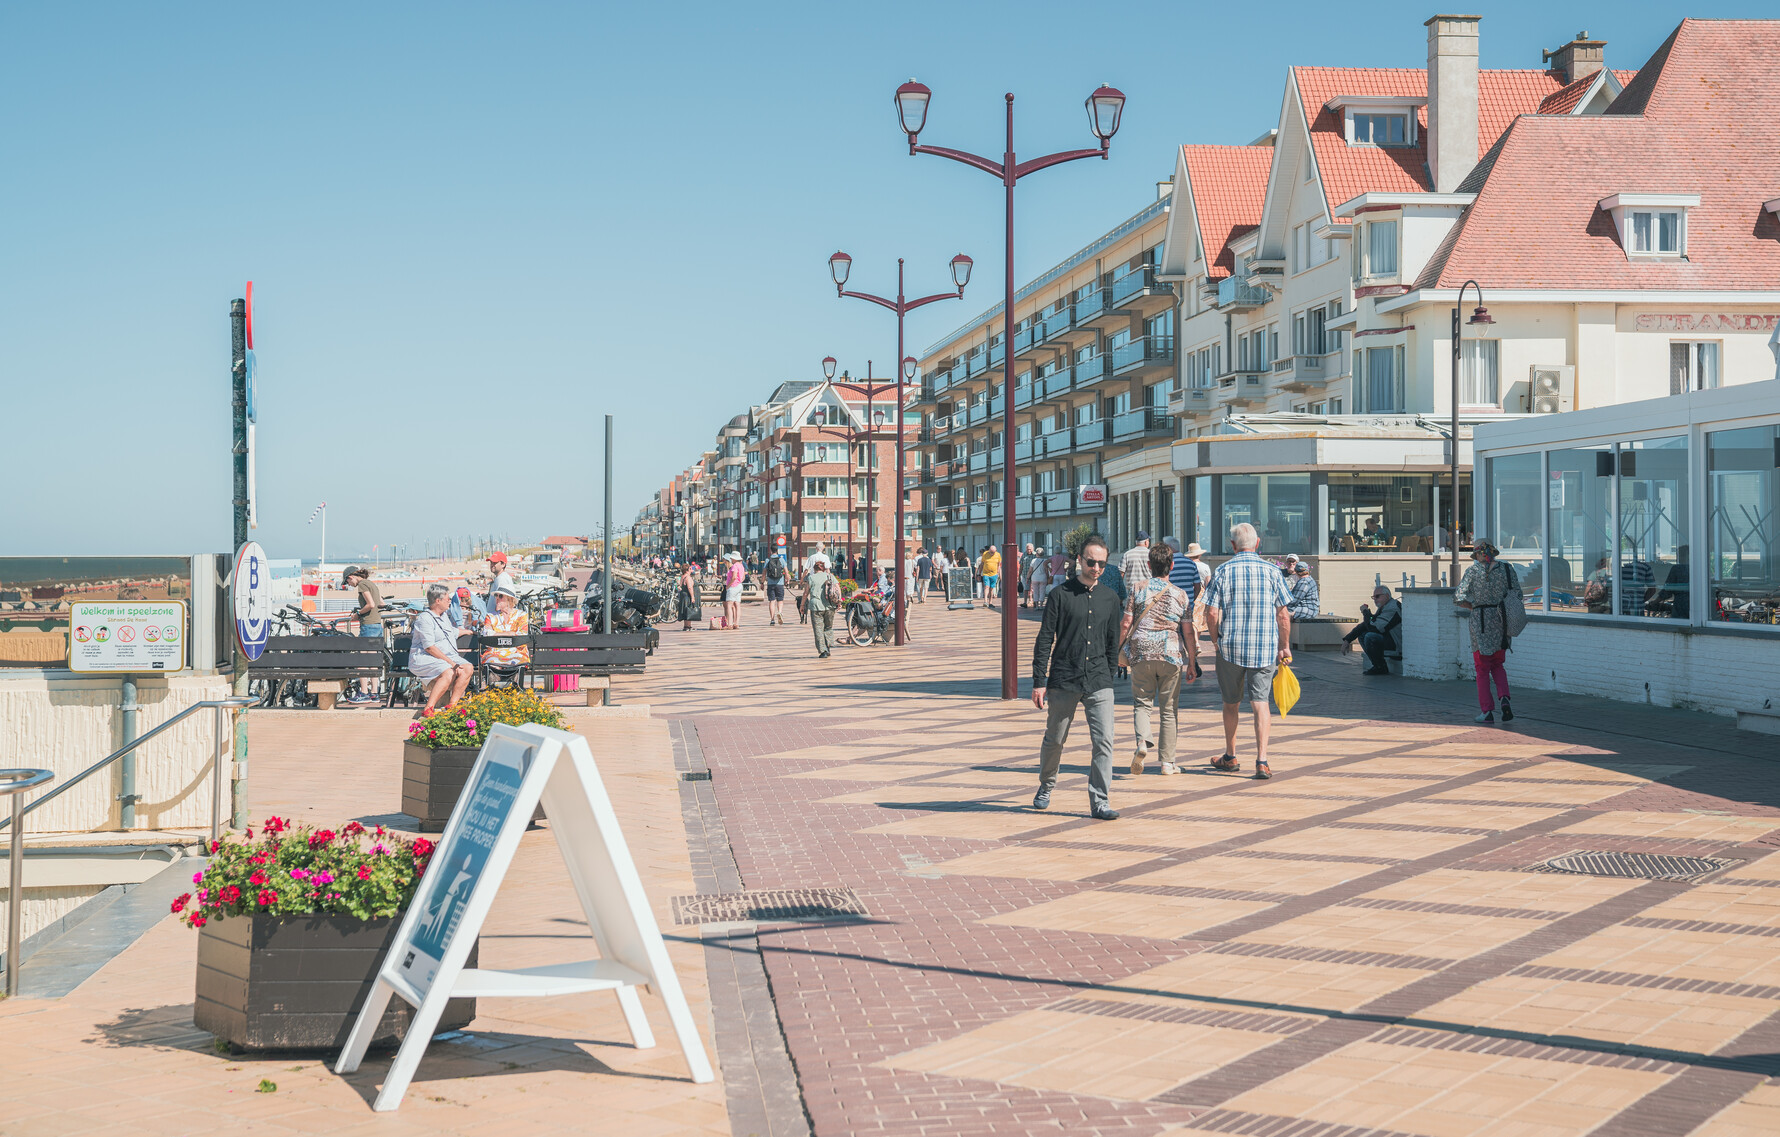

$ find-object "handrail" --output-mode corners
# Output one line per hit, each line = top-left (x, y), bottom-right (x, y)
(0, 698), (256, 838)
(3, 767), (55, 997)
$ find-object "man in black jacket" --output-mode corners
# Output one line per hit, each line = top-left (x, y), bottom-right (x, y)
(1030, 534), (1122, 820)
(1341, 584), (1402, 675)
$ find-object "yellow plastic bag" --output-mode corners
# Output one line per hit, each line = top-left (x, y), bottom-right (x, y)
(1272, 662), (1301, 716)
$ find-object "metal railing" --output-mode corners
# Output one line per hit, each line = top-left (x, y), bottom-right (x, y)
(3, 768), (54, 997)
(0, 697), (256, 847)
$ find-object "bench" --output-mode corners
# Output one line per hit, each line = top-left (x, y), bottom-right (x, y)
(250, 635), (387, 709)
(529, 631), (648, 705)
(1290, 616), (1361, 651)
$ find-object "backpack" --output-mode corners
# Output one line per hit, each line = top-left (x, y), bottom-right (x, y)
(821, 573), (842, 608)
(765, 558), (786, 582)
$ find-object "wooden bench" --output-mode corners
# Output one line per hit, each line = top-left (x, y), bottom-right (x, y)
(529, 631), (647, 705)
(250, 635), (387, 709)
(1290, 616), (1361, 651)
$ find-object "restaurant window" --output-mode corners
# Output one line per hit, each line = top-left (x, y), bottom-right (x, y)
(1459, 339), (1499, 406)
(1669, 343), (1719, 393)
(1485, 451), (1545, 601)
(1223, 473), (1312, 555)
(1547, 446), (1614, 616)
(1708, 423), (1779, 628)
(1326, 474), (1435, 552)
(1618, 436), (1689, 621)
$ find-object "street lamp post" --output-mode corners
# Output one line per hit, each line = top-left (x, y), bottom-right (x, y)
(829, 252), (972, 645)
(826, 362), (903, 589)
(896, 79), (1126, 699)
(1450, 280), (1494, 587)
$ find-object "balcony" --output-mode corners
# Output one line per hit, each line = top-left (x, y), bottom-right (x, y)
(1109, 406), (1177, 442)
(1109, 265), (1174, 311)
(1074, 286), (1120, 329)
(916, 510), (938, 528)
(1071, 352), (1111, 390)
(967, 450), (992, 473)
(1074, 419), (1110, 449)
(1277, 350), (1342, 392)
(1013, 323), (1040, 354)
(1037, 305), (1076, 344)
(912, 383), (938, 406)
(913, 425), (939, 449)
(1013, 490), (1080, 520)
(1172, 386), (1216, 416)
(1110, 335), (1174, 378)
(1217, 370), (1269, 406)
(1216, 275), (1270, 310)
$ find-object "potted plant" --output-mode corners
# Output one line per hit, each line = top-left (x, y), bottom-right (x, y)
(402, 690), (570, 831)
(182, 818), (477, 1051)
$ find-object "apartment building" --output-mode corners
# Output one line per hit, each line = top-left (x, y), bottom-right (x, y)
(914, 192), (1177, 557)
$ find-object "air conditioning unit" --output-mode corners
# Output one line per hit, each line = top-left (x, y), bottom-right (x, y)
(1527, 365), (1575, 414)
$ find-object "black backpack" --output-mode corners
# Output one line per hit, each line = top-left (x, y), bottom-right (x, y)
(765, 558), (786, 582)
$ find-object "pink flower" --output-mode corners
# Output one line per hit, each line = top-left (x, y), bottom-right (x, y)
(290, 868), (309, 881)
(196, 888), (210, 904)
(465, 720), (477, 731)
(313, 871), (335, 885)
(192, 871), (204, 884)
(372, 844), (388, 856)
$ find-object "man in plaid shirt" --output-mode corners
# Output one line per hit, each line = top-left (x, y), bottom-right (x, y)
(1201, 522), (1293, 779)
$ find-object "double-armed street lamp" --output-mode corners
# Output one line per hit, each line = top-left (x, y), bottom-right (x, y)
(1451, 280), (1494, 586)
(894, 79), (1126, 699)
(820, 357), (905, 591)
(828, 252), (973, 645)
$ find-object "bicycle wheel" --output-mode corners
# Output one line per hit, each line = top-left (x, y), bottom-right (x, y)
(849, 611), (874, 647)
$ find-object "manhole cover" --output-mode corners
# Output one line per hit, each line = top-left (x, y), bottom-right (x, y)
(670, 887), (868, 926)
(1538, 851), (1736, 881)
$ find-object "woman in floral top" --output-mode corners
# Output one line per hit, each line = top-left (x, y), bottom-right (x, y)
(481, 585), (530, 671)
(1118, 543), (1197, 775)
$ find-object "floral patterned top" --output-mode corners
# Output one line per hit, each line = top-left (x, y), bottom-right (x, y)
(481, 607), (530, 667)
(1121, 578), (1191, 666)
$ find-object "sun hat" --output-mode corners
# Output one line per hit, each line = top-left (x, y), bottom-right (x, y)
(1471, 540), (1500, 560)
(493, 582), (518, 600)
(727, 550), (742, 560)
(1185, 542), (1206, 557)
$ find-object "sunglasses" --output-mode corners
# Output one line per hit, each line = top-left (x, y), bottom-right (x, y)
(1081, 557), (1106, 567)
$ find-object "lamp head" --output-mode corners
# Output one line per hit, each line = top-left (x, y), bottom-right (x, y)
(950, 252), (973, 290)
(1086, 84), (1126, 145)
(895, 79), (931, 140)
(828, 250), (851, 287)
(902, 356), (918, 381)
(821, 356), (837, 381)
(1467, 304), (1495, 326)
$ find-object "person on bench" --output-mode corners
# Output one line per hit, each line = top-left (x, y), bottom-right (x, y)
(1341, 584), (1402, 676)
(481, 582), (530, 686)
(411, 583), (473, 716)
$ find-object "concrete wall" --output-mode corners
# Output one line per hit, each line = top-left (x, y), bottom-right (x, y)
(0, 671), (234, 834)
(1400, 587), (1780, 717)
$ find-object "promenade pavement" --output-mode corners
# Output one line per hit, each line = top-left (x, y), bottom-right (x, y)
(3, 595), (1779, 1137)
(644, 599), (1780, 1137)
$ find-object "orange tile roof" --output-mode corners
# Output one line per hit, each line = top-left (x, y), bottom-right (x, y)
(1421, 20), (1780, 292)
(1179, 145), (1273, 279)
(1294, 66), (1567, 215)
(1536, 69), (1640, 115)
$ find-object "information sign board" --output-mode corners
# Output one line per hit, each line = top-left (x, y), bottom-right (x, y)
(336, 724), (713, 1111)
(68, 601), (186, 673)
(233, 542), (271, 662)
(945, 567), (974, 609)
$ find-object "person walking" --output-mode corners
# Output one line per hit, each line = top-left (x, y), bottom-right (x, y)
(1454, 541), (1520, 724)
(1164, 537), (1204, 680)
(914, 548), (933, 603)
(980, 544), (1002, 604)
(804, 554), (840, 658)
(343, 566), (384, 704)
(1121, 542), (1196, 776)
(677, 562), (700, 631)
(1018, 543), (1037, 608)
(1119, 530), (1153, 592)
(1341, 586), (1403, 675)
(722, 550), (745, 629)
(762, 551), (790, 625)
(1202, 523), (1293, 780)
(1029, 546), (1052, 607)
(1030, 534), (1122, 820)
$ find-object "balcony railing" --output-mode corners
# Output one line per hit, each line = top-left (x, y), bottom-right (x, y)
(1110, 335), (1174, 375)
(1218, 370), (1269, 404)
(1216, 276), (1270, 309)
(1074, 419), (1110, 448)
(1074, 287), (1110, 323)
(1172, 385), (1215, 415)
(1038, 306), (1075, 343)
(1109, 406), (1177, 442)
(1109, 265), (1173, 307)
(1013, 323), (1039, 354)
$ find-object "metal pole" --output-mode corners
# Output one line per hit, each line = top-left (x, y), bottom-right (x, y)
(894, 259), (908, 646)
(211, 704), (225, 845)
(230, 298), (250, 830)
(1451, 302), (1461, 588)
(7, 792), (22, 996)
(1000, 93), (1019, 700)
(118, 677), (138, 828)
(603, 415), (614, 635)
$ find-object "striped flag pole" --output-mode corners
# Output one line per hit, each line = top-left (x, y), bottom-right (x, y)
(308, 502), (327, 573)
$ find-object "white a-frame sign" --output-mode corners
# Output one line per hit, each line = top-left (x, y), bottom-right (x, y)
(335, 723), (714, 1111)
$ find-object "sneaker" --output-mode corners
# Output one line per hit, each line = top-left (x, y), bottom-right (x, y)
(1500, 698), (1514, 722)
(1130, 751), (1145, 776)
(1090, 805), (1121, 821)
(1160, 762), (1180, 775)
(1032, 789), (1052, 811)
(1475, 710), (1495, 724)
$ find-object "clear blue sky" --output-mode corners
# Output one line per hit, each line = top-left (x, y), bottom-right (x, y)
(2, 1), (1747, 559)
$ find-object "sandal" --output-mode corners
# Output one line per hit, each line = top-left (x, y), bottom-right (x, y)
(1212, 754), (1239, 772)
(1254, 760), (1272, 780)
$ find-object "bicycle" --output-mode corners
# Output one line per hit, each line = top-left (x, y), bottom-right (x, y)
(845, 593), (896, 647)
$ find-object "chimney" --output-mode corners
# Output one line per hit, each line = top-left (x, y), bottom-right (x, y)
(1543, 31), (1606, 85)
(1425, 14), (1480, 194)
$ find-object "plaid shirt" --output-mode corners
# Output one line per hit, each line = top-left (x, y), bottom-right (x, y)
(1203, 551), (1292, 668)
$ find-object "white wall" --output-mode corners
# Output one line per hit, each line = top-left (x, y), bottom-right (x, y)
(1401, 588), (1780, 718)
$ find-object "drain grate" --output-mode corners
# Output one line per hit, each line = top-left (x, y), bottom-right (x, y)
(1536, 850), (1737, 881)
(670, 887), (868, 926)
(681, 770), (712, 781)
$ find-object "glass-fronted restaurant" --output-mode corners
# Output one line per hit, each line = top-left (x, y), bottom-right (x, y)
(1475, 380), (1780, 630)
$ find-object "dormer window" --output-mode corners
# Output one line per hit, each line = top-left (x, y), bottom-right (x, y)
(1327, 95), (1424, 149)
(1599, 193), (1699, 260)
(1352, 113), (1409, 146)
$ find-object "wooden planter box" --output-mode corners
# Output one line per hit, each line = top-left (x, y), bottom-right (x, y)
(403, 741), (542, 833)
(194, 914), (476, 1052)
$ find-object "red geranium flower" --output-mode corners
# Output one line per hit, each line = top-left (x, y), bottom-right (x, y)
(357, 865), (372, 881)
(411, 838), (435, 858)
(170, 893), (190, 913)
(257, 889), (277, 906)
(249, 854), (269, 866)
(263, 816), (288, 834)
(190, 914), (207, 928)
(343, 821), (366, 837)
(219, 885), (242, 904)
(249, 870), (268, 886)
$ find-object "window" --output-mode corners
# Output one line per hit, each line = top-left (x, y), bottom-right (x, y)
(1327, 474), (1435, 552)
(1074, 463), (1097, 486)
(1365, 220), (1398, 277)
(1222, 474), (1313, 555)
(1351, 112), (1409, 146)
(1708, 424), (1779, 627)
(1074, 402), (1097, 425)
(1017, 475), (1032, 496)
(1146, 382), (1170, 408)
(1670, 343), (1719, 393)
(1364, 345), (1404, 412)
(1629, 210), (1682, 255)
(1547, 446), (1614, 615)
(1459, 339), (1499, 406)
(1618, 436), (1689, 620)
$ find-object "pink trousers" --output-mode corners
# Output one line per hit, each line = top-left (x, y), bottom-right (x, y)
(1474, 650), (1510, 712)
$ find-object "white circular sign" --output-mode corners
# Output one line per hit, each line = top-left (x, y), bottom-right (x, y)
(234, 541), (271, 661)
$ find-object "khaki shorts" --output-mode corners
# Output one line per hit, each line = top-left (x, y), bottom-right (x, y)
(1215, 654), (1275, 706)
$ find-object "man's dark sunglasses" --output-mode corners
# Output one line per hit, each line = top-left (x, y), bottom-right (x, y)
(1080, 557), (1106, 567)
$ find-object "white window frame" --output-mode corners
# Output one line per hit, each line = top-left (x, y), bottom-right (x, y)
(1670, 341), (1720, 393)
(1599, 193), (1697, 260)
(1345, 109), (1416, 148)
(1458, 338), (1500, 408)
